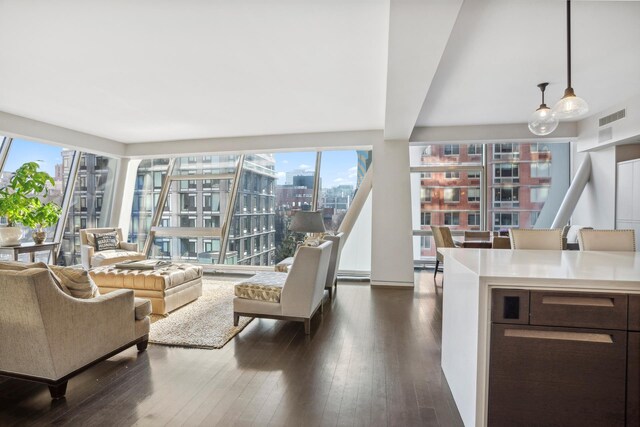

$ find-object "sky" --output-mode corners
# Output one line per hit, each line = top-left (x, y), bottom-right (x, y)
(4, 138), (63, 176)
(4, 137), (362, 190)
(273, 150), (359, 188)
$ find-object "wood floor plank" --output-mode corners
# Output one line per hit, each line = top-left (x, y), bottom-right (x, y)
(0, 273), (463, 427)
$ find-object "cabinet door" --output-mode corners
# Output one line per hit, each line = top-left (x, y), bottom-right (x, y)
(634, 161), (640, 220)
(488, 324), (627, 427)
(629, 332), (640, 427)
(617, 162), (634, 221)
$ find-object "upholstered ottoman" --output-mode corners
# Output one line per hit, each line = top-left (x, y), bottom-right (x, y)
(90, 263), (203, 315)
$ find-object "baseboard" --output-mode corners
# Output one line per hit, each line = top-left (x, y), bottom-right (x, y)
(370, 280), (414, 289)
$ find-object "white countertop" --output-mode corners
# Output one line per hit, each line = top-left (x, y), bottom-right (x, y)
(438, 248), (640, 426)
(438, 248), (640, 285)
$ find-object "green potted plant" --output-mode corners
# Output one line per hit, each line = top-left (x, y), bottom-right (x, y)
(21, 199), (62, 244)
(0, 162), (60, 245)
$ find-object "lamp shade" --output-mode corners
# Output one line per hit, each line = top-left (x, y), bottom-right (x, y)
(289, 210), (326, 233)
(528, 105), (559, 136)
(551, 88), (589, 120)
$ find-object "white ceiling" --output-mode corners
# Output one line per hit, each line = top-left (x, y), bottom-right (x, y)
(0, 0), (389, 143)
(417, 0), (640, 127)
(0, 1), (638, 145)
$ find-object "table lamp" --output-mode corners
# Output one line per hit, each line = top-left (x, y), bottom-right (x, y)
(289, 210), (326, 246)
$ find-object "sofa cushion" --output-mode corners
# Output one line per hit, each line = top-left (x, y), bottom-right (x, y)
(0, 261), (72, 296)
(134, 298), (152, 320)
(94, 231), (119, 251)
(235, 272), (287, 303)
(0, 261), (48, 271)
(48, 265), (100, 299)
(91, 250), (146, 267)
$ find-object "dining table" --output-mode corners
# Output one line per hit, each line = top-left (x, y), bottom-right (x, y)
(453, 238), (493, 249)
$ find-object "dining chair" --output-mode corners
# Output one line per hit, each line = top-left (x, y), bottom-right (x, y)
(509, 229), (563, 250)
(464, 231), (491, 240)
(577, 229), (636, 251)
(431, 226), (455, 282)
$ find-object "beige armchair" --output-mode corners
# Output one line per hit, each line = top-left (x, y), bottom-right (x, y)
(233, 241), (332, 334)
(577, 229), (636, 251)
(509, 229), (563, 250)
(80, 227), (146, 269)
(0, 267), (150, 399)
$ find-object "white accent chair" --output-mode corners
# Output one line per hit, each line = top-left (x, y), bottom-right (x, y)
(0, 266), (150, 399)
(234, 241), (332, 334)
(322, 233), (345, 300)
(80, 227), (146, 269)
(577, 229), (636, 251)
(509, 229), (563, 250)
(273, 232), (345, 300)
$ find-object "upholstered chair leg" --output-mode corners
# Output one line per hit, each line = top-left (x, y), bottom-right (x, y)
(328, 288), (333, 300)
(48, 382), (68, 400)
(137, 336), (149, 352)
(320, 301), (324, 315)
(304, 319), (311, 335)
(434, 259), (440, 281)
(233, 313), (239, 326)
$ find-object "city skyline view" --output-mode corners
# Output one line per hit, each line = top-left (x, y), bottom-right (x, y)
(3, 141), (360, 193)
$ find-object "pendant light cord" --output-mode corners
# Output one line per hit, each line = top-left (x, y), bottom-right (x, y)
(566, 0), (572, 89)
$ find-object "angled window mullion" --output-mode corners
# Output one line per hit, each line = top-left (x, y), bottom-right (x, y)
(54, 151), (82, 261)
(217, 154), (245, 264)
(0, 137), (13, 172)
(312, 151), (322, 210)
(143, 158), (176, 256)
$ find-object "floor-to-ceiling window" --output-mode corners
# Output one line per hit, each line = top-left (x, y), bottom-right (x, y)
(410, 144), (484, 261)
(317, 150), (372, 233)
(129, 158), (171, 247)
(59, 152), (118, 266)
(129, 149), (371, 268)
(0, 139), (71, 248)
(410, 141), (570, 263)
(488, 142), (569, 231)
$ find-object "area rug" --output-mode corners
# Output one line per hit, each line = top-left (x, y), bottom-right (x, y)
(149, 278), (252, 349)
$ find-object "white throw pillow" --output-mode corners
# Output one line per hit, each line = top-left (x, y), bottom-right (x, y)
(47, 265), (100, 299)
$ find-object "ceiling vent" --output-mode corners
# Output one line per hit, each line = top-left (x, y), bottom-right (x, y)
(599, 109), (626, 127)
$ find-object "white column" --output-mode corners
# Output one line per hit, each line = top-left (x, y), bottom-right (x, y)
(110, 158), (141, 239)
(371, 139), (414, 287)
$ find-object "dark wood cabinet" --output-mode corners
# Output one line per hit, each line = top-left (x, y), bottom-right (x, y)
(489, 289), (639, 427)
(529, 290), (627, 330)
(489, 324), (626, 427)
(629, 332), (640, 427)
(630, 296), (640, 331)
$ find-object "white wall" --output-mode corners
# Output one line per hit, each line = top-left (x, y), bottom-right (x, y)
(339, 191), (372, 274)
(371, 139), (414, 287)
(571, 143), (617, 229)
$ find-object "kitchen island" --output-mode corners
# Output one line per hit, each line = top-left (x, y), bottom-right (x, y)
(438, 248), (640, 427)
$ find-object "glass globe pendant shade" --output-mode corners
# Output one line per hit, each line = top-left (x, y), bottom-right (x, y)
(528, 104), (559, 136)
(551, 88), (589, 119)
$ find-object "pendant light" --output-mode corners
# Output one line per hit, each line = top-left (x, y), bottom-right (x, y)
(552, 0), (588, 119)
(529, 82), (559, 136)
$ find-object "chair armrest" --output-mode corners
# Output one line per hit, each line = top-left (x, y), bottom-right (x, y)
(39, 286), (137, 378)
(119, 241), (139, 252)
(81, 245), (95, 269)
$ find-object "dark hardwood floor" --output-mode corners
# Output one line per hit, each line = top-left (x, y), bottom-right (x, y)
(0, 271), (463, 426)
